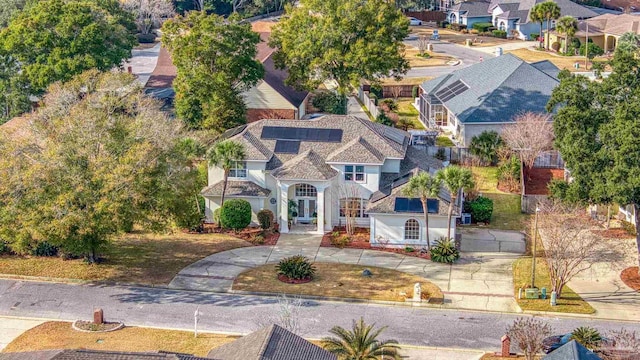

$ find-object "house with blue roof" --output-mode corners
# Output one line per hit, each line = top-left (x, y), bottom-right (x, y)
(418, 53), (560, 146)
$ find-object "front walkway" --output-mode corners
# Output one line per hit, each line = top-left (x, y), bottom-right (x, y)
(0, 316), (44, 351)
(169, 234), (520, 313)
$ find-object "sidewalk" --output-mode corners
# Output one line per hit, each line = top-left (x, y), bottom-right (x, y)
(0, 316), (44, 351)
(347, 96), (370, 121)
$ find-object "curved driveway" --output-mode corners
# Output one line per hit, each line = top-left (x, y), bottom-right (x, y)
(169, 234), (522, 313)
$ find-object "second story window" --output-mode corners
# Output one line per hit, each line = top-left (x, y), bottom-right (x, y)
(344, 165), (365, 182)
(229, 161), (247, 178)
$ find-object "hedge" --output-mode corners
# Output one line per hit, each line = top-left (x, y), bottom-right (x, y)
(464, 196), (493, 223)
(472, 22), (493, 32)
(220, 199), (252, 230)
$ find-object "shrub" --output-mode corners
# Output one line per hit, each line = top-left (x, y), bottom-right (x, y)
(411, 86), (419, 98)
(579, 42), (604, 58)
(276, 255), (316, 280)
(251, 233), (265, 245)
(136, 33), (156, 43)
(404, 246), (415, 252)
(379, 98), (398, 112)
(469, 130), (503, 165)
(492, 30), (507, 38)
(220, 199), (252, 230)
(470, 29), (479, 35)
(435, 148), (446, 161)
(440, 21), (449, 28)
(331, 235), (351, 248)
(551, 41), (560, 52)
(312, 91), (347, 114)
(213, 207), (222, 224)
(450, 23), (467, 31)
(472, 22), (493, 32)
(548, 179), (569, 201)
(529, 33), (540, 41)
(497, 155), (521, 191)
(375, 112), (394, 127)
(571, 326), (602, 349)
(621, 220), (637, 236)
(369, 84), (383, 99)
(430, 238), (460, 263)
(465, 196), (493, 223)
(0, 240), (11, 255)
(257, 209), (274, 230)
(32, 241), (58, 257)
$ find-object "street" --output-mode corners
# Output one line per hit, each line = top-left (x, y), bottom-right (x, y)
(1, 280), (639, 351)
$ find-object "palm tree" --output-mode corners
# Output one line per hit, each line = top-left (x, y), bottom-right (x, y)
(321, 318), (401, 360)
(402, 171), (442, 251)
(530, 4), (545, 46)
(207, 140), (246, 208)
(436, 166), (475, 240)
(556, 16), (578, 54)
(538, 1), (561, 50)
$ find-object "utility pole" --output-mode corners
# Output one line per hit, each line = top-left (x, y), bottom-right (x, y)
(531, 207), (540, 288)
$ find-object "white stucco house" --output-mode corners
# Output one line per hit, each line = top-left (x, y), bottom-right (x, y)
(202, 115), (456, 248)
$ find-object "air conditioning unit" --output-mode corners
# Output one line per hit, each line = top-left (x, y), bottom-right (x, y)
(461, 213), (471, 225)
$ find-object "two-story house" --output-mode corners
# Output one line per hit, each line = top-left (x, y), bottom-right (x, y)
(202, 115), (456, 248)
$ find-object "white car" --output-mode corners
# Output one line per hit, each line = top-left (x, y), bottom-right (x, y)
(407, 17), (423, 26)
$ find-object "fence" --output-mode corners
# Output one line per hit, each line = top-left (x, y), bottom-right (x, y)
(404, 11), (447, 23)
(358, 89), (379, 119)
(382, 85), (417, 99)
(533, 150), (565, 169)
(521, 194), (548, 213)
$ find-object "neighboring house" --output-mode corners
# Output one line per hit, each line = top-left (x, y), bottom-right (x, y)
(542, 340), (602, 360)
(448, 0), (597, 39)
(418, 53), (560, 146)
(202, 115), (456, 248)
(619, 204), (637, 226)
(207, 324), (336, 360)
(449, 0), (493, 29)
(546, 13), (640, 52)
(145, 31), (310, 122)
(0, 349), (210, 360)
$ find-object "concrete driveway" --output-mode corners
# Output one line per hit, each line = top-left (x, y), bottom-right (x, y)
(459, 228), (526, 254)
(169, 234), (520, 313)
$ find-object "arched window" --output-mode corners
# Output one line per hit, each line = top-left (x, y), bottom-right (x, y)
(404, 219), (420, 240)
(295, 184), (317, 197)
(499, 22), (506, 31)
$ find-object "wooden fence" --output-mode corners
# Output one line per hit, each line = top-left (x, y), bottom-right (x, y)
(521, 194), (548, 214)
(404, 11), (447, 23)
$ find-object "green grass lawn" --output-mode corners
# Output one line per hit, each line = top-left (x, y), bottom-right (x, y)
(395, 98), (424, 130)
(470, 166), (530, 231)
(436, 136), (455, 147)
(513, 257), (595, 314)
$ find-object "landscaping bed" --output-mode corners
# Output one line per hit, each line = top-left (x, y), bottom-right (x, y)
(320, 227), (430, 260)
(233, 263), (443, 303)
(2, 322), (237, 356)
(621, 266), (640, 292)
(202, 223), (279, 246)
(0, 232), (251, 285)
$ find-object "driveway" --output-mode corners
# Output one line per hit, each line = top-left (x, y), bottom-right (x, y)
(124, 43), (161, 87)
(459, 228), (526, 254)
(169, 234), (520, 313)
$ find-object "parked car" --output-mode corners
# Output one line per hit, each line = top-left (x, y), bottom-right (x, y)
(542, 334), (614, 354)
(407, 17), (422, 26)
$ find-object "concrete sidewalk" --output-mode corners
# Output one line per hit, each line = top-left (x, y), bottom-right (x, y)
(0, 317), (44, 351)
(169, 234), (520, 313)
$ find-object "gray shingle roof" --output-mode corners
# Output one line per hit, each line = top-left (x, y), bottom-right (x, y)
(206, 324), (337, 360)
(366, 173), (452, 216)
(488, 0), (597, 24)
(0, 350), (209, 360)
(326, 136), (386, 164)
(262, 54), (309, 108)
(271, 150), (339, 180)
(420, 54), (559, 124)
(451, 0), (491, 18)
(543, 340), (602, 360)
(201, 180), (271, 197)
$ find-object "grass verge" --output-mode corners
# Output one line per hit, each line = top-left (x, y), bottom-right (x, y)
(513, 257), (595, 314)
(2, 322), (237, 356)
(0, 232), (251, 285)
(505, 48), (608, 72)
(404, 48), (454, 67)
(233, 263), (443, 302)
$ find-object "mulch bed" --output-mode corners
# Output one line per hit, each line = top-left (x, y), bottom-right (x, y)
(591, 228), (635, 240)
(72, 321), (123, 332)
(200, 224), (279, 246)
(320, 227), (431, 260)
(277, 275), (313, 284)
(621, 266), (640, 292)
(523, 168), (565, 195)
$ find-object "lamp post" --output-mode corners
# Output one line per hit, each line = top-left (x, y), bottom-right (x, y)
(531, 206), (540, 288)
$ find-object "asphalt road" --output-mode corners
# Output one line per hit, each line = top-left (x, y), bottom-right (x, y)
(404, 37), (495, 78)
(1, 280), (639, 351)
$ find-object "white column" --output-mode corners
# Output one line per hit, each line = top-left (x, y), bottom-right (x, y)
(280, 183), (290, 233)
(316, 186), (325, 234)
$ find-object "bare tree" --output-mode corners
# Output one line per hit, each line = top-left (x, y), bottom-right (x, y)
(123, 0), (175, 35)
(334, 181), (363, 236)
(417, 35), (429, 55)
(391, 86), (402, 100)
(506, 317), (553, 360)
(232, 0), (250, 12)
(254, 294), (303, 335)
(501, 112), (553, 196)
(599, 329), (640, 360)
(538, 202), (625, 298)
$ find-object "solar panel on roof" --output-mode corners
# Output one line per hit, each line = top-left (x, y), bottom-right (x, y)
(435, 80), (469, 102)
(274, 140), (301, 154)
(394, 198), (439, 213)
(383, 128), (407, 145)
(260, 126), (343, 143)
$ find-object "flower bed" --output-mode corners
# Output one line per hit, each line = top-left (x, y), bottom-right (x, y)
(321, 227), (430, 260)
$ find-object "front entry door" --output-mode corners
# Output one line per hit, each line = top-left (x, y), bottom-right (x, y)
(297, 198), (316, 223)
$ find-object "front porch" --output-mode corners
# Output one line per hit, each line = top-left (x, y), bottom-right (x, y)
(278, 181), (332, 234)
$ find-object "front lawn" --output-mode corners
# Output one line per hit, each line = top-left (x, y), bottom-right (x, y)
(233, 263), (444, 303)
(2, 322), (237, 356)
(0, 232), (251, 285)
(513, 257), (595, 314)
(505, 48), (608, 72)
(470, 166), (530, 231)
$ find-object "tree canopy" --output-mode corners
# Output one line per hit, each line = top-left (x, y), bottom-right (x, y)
(531, 1), (561, 50)
(0, 71), (203, 262)
(0, 0), (136, 93)
(547, 43), (640, 269)
(269, 0), (410, 94)
(162, 11), (264, 132)
(0, 0), (28, 28)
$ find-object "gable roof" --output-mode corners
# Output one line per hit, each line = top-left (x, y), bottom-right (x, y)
(201, 180), (271, 197)
(543, 340), (602, 360)
(271, 149), (339, 180)
(451, 0), (492, 18)
(206, 324), (337, 360)
(0, 350), (208, 360)
(488, 0), (597, 24)
(420, 53), (559, 124)
(574, 13), (640, 37)
(262, 54), (309, 108)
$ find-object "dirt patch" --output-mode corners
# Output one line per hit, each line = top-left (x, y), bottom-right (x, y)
(621, 266), (640, 292)
(321, 227), (431, 260)
(524, 168), (564, 195)
(73, 321), (123, 333)
(277, 274), (313, 284)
